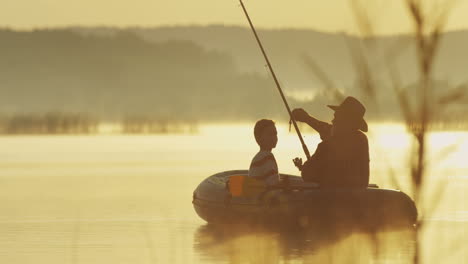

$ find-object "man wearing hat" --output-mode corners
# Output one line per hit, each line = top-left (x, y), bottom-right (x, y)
(292, 96), (369, 188)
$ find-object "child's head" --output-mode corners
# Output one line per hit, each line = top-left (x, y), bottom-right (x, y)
(254, 119), (277, 150)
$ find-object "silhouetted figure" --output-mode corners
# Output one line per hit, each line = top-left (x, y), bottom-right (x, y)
(248, 119), (280, 186)
(292, 97), (369, 188)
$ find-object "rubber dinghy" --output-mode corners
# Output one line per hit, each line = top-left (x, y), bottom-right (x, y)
(193, 170), (418, 229)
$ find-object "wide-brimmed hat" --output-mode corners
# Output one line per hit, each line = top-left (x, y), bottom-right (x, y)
(327, 96), (368, 132)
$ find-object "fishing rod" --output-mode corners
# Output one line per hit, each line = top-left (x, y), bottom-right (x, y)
(239, 0), (311, 160)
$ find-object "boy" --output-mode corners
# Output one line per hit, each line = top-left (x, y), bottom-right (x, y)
(248, 119), (280, 186)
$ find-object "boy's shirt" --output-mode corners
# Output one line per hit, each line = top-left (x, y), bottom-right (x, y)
(248, 150), (280, 185)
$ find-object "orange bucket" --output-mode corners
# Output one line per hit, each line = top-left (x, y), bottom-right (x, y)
(229, 175), (245, 197)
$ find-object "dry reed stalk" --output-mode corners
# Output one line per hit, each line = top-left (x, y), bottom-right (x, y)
(328, 1), (463, 263)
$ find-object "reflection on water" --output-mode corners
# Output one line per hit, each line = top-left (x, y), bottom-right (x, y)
(194, 224), (414, 263)
(0, 124), (466, 263)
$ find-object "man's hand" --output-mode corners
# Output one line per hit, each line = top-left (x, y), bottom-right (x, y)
(293, 157), (303, 171)
(292, 108), (310, 123)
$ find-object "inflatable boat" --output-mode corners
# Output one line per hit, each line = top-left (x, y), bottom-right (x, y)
(193, 170), (418, 229)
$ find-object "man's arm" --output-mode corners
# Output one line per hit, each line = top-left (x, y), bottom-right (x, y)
(292, 108), (322, 131)
(292, 108), (331, 140)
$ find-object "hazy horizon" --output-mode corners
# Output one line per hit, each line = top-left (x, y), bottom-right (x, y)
(6, 23), (468, 37)
(3, 0), (468, 36)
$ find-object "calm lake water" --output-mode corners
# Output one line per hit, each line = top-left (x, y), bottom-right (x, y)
(0, 124), (466, 263)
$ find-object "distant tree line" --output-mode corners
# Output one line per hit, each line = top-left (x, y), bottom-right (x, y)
(0, 113), (200, 135)
(0, 28), (466, 125)
(121, 116), (198, 134)
(0, 113), (98, 134)
(0, 29), (286, 122)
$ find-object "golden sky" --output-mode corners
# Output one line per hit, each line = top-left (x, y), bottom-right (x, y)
(3, 0), (468, 35)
